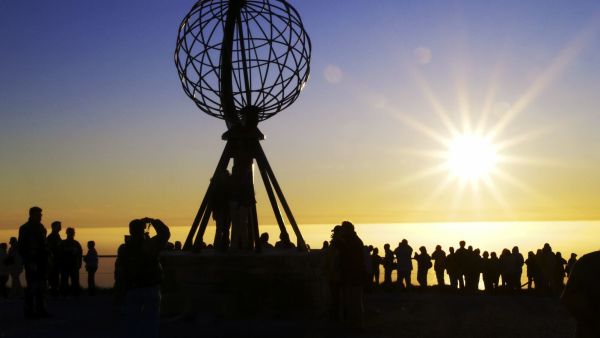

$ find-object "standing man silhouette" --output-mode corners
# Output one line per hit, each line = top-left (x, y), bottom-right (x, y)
(46, 221), (63, 297)
(394, 239), (413, 289)
(18, 206), (49, 318)
(60, 227), (83, 297)
(431, 245), (447, 287)
(84, 240), (99, 295)
(455, 241), (468, 289)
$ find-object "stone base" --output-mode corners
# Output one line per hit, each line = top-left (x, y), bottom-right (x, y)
(160, 250), (330, 319)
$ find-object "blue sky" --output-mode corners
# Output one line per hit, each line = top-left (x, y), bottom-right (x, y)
(1, 0), (600, 229)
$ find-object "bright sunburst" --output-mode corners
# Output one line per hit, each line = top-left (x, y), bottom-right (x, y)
(357, 14), (596, 218)
(446, 134), (498, 181)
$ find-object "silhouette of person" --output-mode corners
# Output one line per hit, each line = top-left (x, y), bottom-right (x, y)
(463, 246), (479, 291)
(489, 251), (501, 290)
(555, 251), (567, 292)
(525, 251), (539, 290)
(363, 245), (373, 290)
(371, 247), (382, 285)
(321, 241), (329, 250)
(512, 246), (524, 290)
(114, 217), (170, 338)
(482, 251), (493, 292)
(394, 239), (413, 289)
(174, 241), (182, 251)
(7, 237), (23, 297)
(212, 169), (232, 251)
(534, 249), (543, 289)
(259, 232), (274, 249)
(338, 221), (366, 329)
(46, 221), (62, 297)
(539, 243), (556, 293)
(431, 245), (446, 287)
(84, 240), (98, 295)
(471, 248), (482, 291)
(414, 246), (432, 288)
(382, 243), (394, 286)
(18, 206), (50, 318)
(561, 251), (600, 338)
(446, 247), (458, 289)
(455, 241), (468, 289)
(0, 243), (8, 299)
(59, 227), (83, 297)
(274, 232), (295, 250)
(324, 225), (342, 321)
(499, 248), (514, 289)
(164, 242), (175, 251)
(566, 253), (577, 277)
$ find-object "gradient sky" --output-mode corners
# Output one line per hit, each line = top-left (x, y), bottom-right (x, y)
(1, 0), (600, 231)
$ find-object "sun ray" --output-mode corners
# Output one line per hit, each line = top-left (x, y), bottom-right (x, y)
(488, 18), (600, 140)
(476, 61), (505, 135)
(492, 126), (554, 151)
(450, 177), (468, 214)
(410, 68), (460, 137)
(421, 174), (455, 209)
(393, 162), (449, 187)
(386, 148), (448, 160)
(455, 63), (472, 135)
(497, 154), (565, 168)
(481, 175), (515, 218)
(384, 108), (452, 147)
(492, 167), (546, 202)
(353, 81), (454, 148)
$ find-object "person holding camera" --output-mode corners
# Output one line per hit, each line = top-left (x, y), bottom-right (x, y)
(114, 217), (170, 338)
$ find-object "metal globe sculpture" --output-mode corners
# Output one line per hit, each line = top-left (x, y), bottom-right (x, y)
(175, 0), (311, 124)
(175, 0), (310, 252)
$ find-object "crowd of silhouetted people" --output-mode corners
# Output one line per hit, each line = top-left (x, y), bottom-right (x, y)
(1, 207), (100, 318)
(3, 207), (599, 337)
(2, 206), (174, 338)
(324, 238), (579, 296)
(318, 222), (599, 336)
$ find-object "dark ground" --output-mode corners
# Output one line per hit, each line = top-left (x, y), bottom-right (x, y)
(0, 289), (575, 338)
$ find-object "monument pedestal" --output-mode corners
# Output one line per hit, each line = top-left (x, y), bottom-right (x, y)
(160, 251), (330, 319)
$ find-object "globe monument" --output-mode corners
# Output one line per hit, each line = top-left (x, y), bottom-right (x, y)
(162, 0), (325, 317)
(175, 0), (311, 252)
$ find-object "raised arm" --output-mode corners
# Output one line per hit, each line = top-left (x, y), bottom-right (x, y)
(150, 218), (171, 249)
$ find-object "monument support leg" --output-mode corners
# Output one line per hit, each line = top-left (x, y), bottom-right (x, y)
(184, 142), (232, 251)
(183, 189), (209, 250)
(255, 148), (289, 239)
(255, 143), (307, 251)
(250, 201), (261, 252)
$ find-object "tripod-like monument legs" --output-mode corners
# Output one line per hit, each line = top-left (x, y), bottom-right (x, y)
(183, 129), (307, 252)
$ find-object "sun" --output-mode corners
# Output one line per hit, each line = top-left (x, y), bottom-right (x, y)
(446, 134), (498, 181)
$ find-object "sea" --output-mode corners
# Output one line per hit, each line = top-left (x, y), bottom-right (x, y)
(1, 221), (598, 288)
